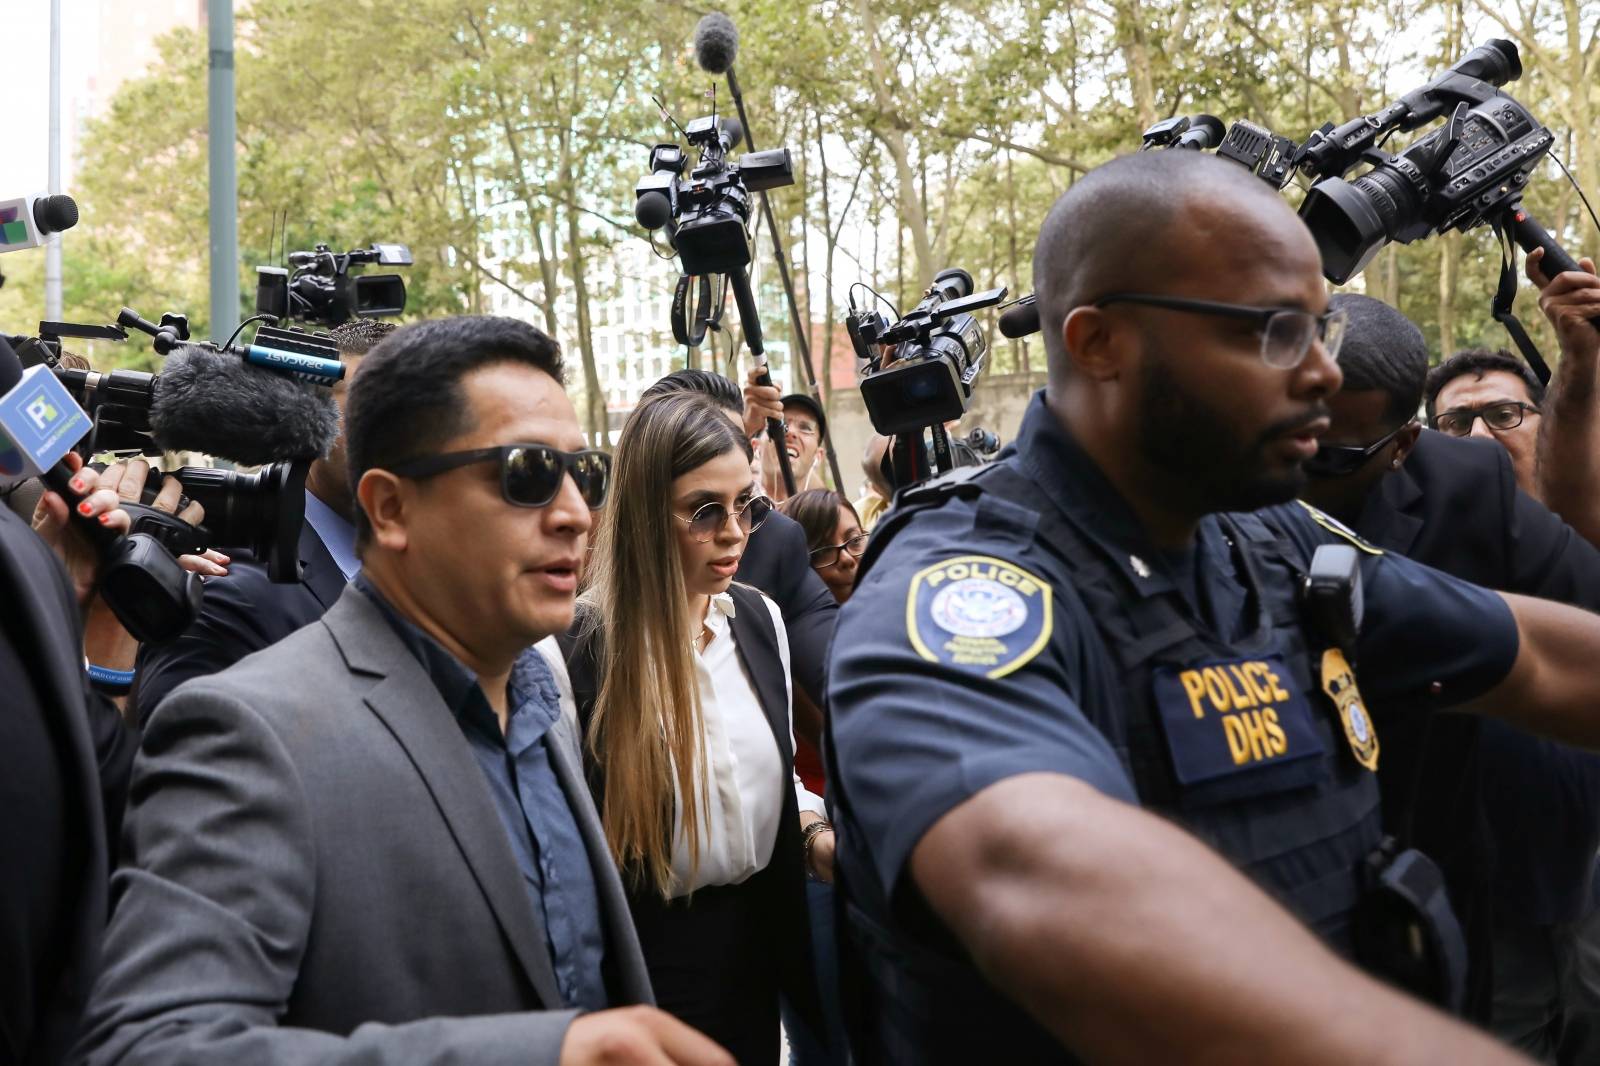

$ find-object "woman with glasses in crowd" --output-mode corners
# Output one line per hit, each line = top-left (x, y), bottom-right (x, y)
(782, 490), (868, 607)
(546, 391), (827, 1065)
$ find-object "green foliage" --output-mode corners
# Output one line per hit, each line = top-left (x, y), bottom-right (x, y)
(3, 0), (1593, 394)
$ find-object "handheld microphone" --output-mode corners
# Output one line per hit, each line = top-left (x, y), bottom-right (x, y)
(693, 12), (740, 73)
(0, 193), (79, 254)
(998, 295), (1041, 339)
(0, 335), (202, 643)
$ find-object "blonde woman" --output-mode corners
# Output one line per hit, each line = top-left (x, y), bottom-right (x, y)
(546, 391), (827, 1065)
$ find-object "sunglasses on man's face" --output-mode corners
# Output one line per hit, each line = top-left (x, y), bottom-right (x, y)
(1303, 421), (1413, 478)
(388, 444), (611, 508)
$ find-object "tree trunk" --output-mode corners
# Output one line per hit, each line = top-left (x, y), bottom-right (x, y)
(854, 0), (934, 288)
(1438, 232), (1462, 357)
(560, 131), (605, 446)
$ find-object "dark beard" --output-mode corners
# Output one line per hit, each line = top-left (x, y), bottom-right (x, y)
(1137, 347), (1323, 514)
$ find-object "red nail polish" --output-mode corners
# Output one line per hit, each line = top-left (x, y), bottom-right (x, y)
(69, 478), (86, 493)
(77, 501), (94, 516)
(98, 514), (114, 526)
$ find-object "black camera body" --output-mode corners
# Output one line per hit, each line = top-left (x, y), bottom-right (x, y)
(1142, 41), (1554, 286)
(257, 242), (412, 327)
(634, 115), (794, 277)
(849, 268), (1006, 436)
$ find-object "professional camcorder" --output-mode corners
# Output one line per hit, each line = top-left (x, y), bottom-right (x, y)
(634, 114), (794, 277)
(848, 268), (1006, 437)
(256, 242), (412, 327)
(8, 306), (342, 584)
(1143, 40), (1570, 287)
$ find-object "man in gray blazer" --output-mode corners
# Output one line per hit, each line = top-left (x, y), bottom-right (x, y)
(78, 317), (731, 1066)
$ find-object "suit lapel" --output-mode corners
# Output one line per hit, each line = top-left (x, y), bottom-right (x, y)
(1360, 463), (1426, 555)
(322, 590), (566, 1008)
(727, 589), (795, 767)
(298, 520), (349, 610)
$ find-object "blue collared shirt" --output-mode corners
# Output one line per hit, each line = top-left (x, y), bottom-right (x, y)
(356, 575), (610, 1011)
(302, 490), (360, 581)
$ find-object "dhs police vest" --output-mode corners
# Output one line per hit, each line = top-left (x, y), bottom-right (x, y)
(866, 462), (1383, 945)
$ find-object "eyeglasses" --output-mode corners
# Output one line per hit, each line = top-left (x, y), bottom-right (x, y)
(1430, 400), (1538, 437)
(388, 444), (611, 509)
(809, 532), (869, 568)
(1093, 292), (1348, 369)
(787, 421), (820, 440)
(1304, 421), (1413, 478)
(675, 492), (773, 542)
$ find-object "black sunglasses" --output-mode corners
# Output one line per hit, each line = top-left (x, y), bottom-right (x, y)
(388, 444), (611, 508)
(1304, 421), (1413, 478)
(675, 492), (773, 543)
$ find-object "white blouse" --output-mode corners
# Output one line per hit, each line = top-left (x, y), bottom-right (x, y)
(537, 589), (825, 899)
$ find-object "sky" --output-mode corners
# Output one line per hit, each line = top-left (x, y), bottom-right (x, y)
(1, 0), (101, 197)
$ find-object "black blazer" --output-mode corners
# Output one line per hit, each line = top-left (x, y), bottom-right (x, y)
(735, 510), (838, 707)
(558, 584), (820, 1028)
(131, 518), (347, 724)
(1355, 430), (1600, 926)
(0, 506), (136, 1063)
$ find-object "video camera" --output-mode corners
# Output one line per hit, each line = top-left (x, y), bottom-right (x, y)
(848, 268), (1006, 437)
(634, 114), (794, 277)
(634, 98), (803, 493)
(1144, 40), (1566, 288)
(125, 459), (311, 584)
(256, 242), (412, 327)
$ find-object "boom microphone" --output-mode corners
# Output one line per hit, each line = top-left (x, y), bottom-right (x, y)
(149, 345), (340, 465)
(694, 12), (740, 74)
(998, 295), (1041, 339)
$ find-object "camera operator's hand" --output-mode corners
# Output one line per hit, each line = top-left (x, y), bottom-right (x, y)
(1528, 248), (1600, 365)
(743, 365), (785, 440)
(31, 452), (132, 608)
(97, 458), (230, 579)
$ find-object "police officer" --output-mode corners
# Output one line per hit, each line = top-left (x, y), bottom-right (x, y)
(827, 150), (1600, 1064)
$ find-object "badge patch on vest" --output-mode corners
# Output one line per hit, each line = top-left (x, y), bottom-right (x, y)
(1295, 500), (1385, 556)
(1152, 655), (1327, 805)
(906, 555), (1052, 678)
(1321, 648), (1379, 771)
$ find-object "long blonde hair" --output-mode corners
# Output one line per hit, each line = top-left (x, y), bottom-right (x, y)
(582, 391), (753, 897)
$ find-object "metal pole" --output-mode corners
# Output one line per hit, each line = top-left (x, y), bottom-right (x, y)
(207, 0), (239, 342)
(724, 67), (846, 493)
(45, 0), (62, 320)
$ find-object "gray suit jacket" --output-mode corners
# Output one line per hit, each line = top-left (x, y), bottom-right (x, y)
(76, 585), (652, 1066)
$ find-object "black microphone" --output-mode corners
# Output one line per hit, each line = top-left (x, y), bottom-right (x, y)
(148, 345), (339, 465)
(998, 295), (1040, 339)
(636, 190), (672, 231)
(694, 12), (739, 73)
(1175, 114), (1226, 150)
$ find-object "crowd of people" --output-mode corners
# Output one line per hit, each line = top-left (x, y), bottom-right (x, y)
(7, 147), (1600, 1066)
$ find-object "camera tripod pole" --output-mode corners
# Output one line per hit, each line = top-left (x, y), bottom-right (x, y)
(729, 267), (798, 496)
(724, 65), (846, 493)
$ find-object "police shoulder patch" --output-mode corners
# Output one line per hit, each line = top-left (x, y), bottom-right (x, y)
(1294, 500), (1384, 556)
(906, 554), (1053, 678)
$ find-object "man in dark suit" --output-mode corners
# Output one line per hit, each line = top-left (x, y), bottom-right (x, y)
(1301, 293), (1600, 1058)
(640, 369), (838, 712)
(129, 319), (394, 722)
(77, 317), (731, 1066)
(0, 452), (139, 1064)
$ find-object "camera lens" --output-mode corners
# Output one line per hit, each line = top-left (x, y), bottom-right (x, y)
(1299, 164), (1422, 284)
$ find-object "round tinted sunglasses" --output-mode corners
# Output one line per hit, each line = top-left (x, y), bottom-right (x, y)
(388, 444), (611, 508)
(674, 493), (773, 542)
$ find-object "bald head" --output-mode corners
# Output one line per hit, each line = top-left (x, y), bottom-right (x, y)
(1033, 151), (1317, 376)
